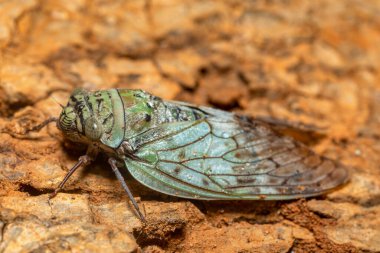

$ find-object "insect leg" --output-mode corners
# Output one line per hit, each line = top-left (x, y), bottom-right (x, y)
(49, 155), (93, 199)
(108, 157), (146, 222)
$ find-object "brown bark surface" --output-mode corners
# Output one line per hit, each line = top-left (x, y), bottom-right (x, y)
(0, 1), (379, 252)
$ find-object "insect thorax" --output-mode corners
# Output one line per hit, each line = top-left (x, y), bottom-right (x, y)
(118, 89), (204, 138)
(58, 89), (205, 149)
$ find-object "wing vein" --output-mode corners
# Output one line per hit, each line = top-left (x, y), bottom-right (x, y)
(157, 132), (210, 152)
(134, 121), (201, 149)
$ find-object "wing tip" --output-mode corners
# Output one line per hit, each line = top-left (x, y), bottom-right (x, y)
(320, 162), (351, 193)
(289, 162), (351, 198)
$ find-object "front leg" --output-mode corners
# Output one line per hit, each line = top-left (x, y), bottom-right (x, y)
(108, 157), (146, 222)
(49, 146), (97, 198)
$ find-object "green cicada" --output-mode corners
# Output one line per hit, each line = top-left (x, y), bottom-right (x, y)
(33, 88), (349, 221)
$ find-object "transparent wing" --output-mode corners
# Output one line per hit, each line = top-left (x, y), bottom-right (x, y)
(125, 105), (349, 200)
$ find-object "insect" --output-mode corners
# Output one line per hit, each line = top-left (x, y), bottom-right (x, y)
(30, 88), (349, 221)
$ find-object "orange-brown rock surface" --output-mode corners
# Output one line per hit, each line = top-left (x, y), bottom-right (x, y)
(1, 1), (379, 252)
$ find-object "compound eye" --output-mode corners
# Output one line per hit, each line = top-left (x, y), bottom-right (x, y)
(84, 117), (103, 141)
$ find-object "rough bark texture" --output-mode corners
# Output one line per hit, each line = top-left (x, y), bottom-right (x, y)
(0, 1), (379, 252)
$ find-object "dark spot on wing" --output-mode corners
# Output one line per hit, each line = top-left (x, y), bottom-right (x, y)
(144, 114), (151, 122)
(234, 150), (253, 159)
(202, 178), (209, 186)
(237, 177), (256, 184)
(178, 150), (186, 160)
(174, 166), (182, 174)
(268, 177), (281, 184)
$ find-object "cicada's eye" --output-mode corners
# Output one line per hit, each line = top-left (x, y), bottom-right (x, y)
(84, 117), (103, 141)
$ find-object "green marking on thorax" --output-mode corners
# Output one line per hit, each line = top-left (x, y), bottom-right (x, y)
(118, 89), (155, 136)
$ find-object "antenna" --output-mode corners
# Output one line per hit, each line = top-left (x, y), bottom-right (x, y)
(51, 95), (65, 109)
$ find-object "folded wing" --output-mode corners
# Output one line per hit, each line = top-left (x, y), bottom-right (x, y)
(125, 104), (349, 200)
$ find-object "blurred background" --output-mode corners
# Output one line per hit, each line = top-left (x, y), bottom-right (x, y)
(0, 1), (379, 252)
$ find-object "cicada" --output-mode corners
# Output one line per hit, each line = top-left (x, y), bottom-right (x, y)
(32, 88), (349, 221)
